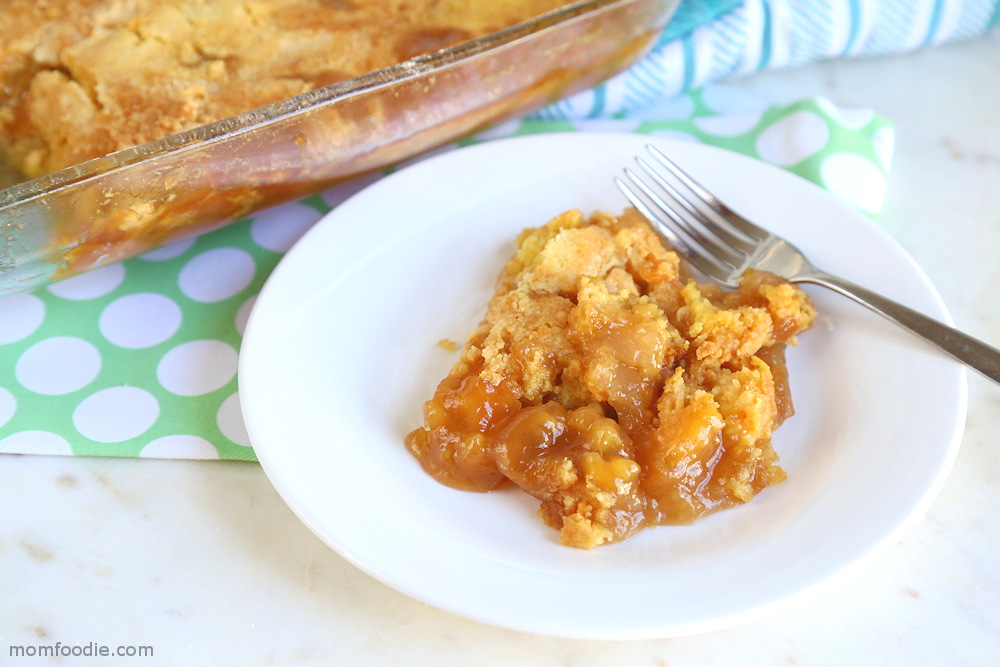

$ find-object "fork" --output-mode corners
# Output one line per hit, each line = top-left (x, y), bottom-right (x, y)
(616, 144), (1000, 385)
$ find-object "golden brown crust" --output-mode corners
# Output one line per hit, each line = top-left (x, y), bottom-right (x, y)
(0, 0), (568, 178)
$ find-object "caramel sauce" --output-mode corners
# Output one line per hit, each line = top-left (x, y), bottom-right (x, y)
(406, 209), (816, 548)
(409, 209), (817, 549)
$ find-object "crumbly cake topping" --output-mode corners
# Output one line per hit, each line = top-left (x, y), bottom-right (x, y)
(406, 208), (817, 548)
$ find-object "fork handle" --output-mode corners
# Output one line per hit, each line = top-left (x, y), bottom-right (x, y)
(803, 272), (1000, 384)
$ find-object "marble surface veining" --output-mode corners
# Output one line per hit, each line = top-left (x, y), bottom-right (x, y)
(2, 36), (999, 667)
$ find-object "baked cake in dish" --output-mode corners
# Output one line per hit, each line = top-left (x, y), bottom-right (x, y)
(0, 0), (569, 179)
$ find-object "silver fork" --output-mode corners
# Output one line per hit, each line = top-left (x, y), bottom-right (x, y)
(616, 144), (1000, 385)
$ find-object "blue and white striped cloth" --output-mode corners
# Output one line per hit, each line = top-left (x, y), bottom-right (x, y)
(536, 0), (1000, 119)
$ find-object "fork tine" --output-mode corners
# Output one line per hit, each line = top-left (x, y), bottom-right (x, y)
(634, 156), (756, 255)
(621, 166), (744, 268)
(645, 144), (770, 242)
(614, 174), (735, 282)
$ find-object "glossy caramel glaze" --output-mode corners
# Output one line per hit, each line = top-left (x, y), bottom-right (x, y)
(406, 208), (817, 548)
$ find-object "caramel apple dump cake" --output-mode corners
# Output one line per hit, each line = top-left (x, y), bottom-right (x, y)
(406, 208), (817, 549)
(0, 0), (569, 179)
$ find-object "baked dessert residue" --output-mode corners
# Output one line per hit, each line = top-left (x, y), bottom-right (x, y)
(405, 208), (817, 549)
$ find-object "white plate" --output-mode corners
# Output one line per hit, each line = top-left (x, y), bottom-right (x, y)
(239, 133), (967, 639)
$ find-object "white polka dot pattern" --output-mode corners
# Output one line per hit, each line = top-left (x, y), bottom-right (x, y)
(100, 293), (182, 349)
(0, 387), (15, 429)
(157, 340), (238, 397)
(217, 392), (252, 448)
(141, 434), (220, 459)
(249, 203), (323, 253)
(235, 296), (256, 336)
(137, 237), (197, 261)
(47, 263), (126, 300)
(178, 247), (257, 303)
(0, 294), (45, 345)
(0, 430), (72, 456)
(693, 112), (762, 137)
(73, 387), (160, 443)
(755, 110), (831, 166)
(16, 337), (101, 396)
(0, 86), (894, 460)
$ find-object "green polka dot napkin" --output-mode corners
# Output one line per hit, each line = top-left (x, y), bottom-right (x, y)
(0, 86), (893, 460)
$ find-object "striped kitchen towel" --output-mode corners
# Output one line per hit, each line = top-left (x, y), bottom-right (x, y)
(536, 0), (1000, 120)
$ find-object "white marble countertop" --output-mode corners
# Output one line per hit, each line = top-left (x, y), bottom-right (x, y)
(2, 36), (998, 666)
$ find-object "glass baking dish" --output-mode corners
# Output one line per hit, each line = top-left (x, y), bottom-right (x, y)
(0, 0), (680, 296)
